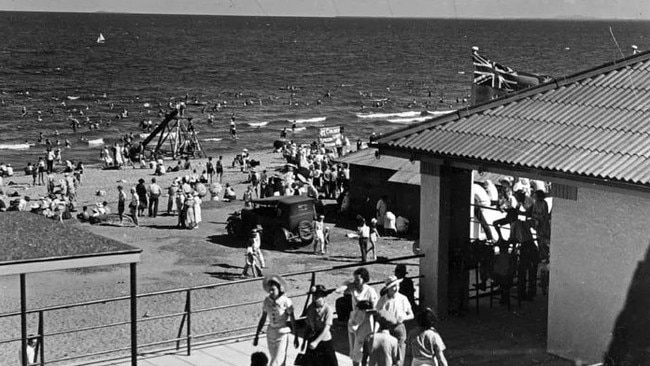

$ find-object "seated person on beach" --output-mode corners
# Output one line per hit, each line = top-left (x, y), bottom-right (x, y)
(77, 206), (91, 222)
(223, 183), (237, 201)
(154, 162), (166, 176)
(184, 157), (192, 170)
(64, 160), (74, 173)
(24, 163), (34, 176)
(169, 160), (182, 172)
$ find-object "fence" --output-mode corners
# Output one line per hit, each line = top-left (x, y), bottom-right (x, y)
(0, 254), (423, 366)
(467, 202), (549, 313)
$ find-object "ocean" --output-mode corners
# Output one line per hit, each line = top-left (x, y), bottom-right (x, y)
(0, 12), (648, 167)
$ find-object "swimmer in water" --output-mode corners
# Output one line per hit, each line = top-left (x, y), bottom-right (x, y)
(38, 132), (43, 143)
(21, 106), (27, 117)
(292, 123), (296, 133)
(280, 128), (287, 139)
(65, 139), (71, 148)
(230, 119), (237, 140)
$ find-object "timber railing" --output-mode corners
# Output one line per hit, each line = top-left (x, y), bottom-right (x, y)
(0, 254), (423, 366)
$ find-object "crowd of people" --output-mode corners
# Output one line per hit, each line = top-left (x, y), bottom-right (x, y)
(471, 175), (552, 303)
(251, 268), (446, 366)
(0, 153), (82, 220)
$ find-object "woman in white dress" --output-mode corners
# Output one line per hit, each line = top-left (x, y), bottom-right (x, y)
(193, 191), (202, 229)
(336, 267), (379, 366)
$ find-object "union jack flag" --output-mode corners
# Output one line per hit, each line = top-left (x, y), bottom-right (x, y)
(472, 49), (552, 92)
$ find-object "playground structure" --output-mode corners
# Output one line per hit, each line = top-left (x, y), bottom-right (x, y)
(141, 109), (206, 159)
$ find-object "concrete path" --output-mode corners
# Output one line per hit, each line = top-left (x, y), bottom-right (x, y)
(99, 335), (352, 366)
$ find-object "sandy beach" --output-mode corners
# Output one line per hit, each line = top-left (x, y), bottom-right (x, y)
(0, 147), (415, 364)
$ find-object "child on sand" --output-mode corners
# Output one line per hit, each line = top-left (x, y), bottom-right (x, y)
(242, 233), (263, 278)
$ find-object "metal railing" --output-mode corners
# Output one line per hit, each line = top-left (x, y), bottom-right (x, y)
(0, 254), (423, 365)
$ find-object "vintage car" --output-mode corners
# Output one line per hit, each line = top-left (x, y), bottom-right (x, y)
(226, 195), (315, 250)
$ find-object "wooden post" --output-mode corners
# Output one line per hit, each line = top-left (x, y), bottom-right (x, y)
(186, 289), (192, 356)
(130, 263), (137, 366)
(38, 310), (44, 365)
(20, 274), (27, 366)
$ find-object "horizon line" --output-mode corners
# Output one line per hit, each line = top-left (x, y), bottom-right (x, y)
(0, 9), (647, 21)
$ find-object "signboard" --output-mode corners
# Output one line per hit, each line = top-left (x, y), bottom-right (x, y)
(319, 126), (341, 148)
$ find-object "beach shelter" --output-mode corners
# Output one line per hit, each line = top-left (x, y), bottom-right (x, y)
(373, 49), (650, 364)
(0, 212), (142, 366)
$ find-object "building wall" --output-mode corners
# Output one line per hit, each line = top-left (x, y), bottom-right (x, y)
(548, 185), (650, 362)
(348, 165), (420, 230)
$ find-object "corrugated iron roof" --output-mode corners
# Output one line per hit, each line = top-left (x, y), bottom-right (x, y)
(337, 148), (420, 184)
(388, 169), (421, 186)
(375, 50), (650, 186)
(337, 148), (420, 172)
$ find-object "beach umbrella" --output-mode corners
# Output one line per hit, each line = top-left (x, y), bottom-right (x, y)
(195, 183), (207, 198)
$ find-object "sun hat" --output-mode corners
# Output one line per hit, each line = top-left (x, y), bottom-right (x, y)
(383, 275), (402, 291)
(309, 284), (335, 297)
(262, 274), (287, 293)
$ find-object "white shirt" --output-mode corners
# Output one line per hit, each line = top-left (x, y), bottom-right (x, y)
(376, 292), (413, 324)
(384, 211), (396, 231)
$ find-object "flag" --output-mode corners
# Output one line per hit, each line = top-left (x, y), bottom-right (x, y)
(472, 49), (553, 93)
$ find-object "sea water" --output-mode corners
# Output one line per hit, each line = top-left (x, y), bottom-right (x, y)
(0, 12), (648, 166)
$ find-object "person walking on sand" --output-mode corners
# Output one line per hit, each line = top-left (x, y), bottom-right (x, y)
(37, 157), (45, 185)
(216, 155), (224, 183)
(129, 187), (139, 226)
(368, 218), (380, 261)
(206, 157), (215, 184)
(193, 191), (202, 229)
(243, 232), (263, 277)
(147, 177), (162, 217)
(117, 185), (127, 224)
(313, 215), (325, 255)
(252, 226), (266, 268)
(46, 147), (55, 174)
(357, 216), (370, 262)
(135, 178), (148, 217)
(254, 274), (299, 366)
(167, 179), (179, 215)
(184, 192), (196, 229)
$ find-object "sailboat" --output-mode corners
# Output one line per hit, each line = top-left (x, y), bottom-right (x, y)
(96, 33), (105, 44)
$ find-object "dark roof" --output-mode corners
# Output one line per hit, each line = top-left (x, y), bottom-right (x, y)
(375, 50), (650, 187)
(338, 148), (421, 185)
(0, 212), (141, 266)
(337, 148), (420, 173)
(252, 195), (314, 205)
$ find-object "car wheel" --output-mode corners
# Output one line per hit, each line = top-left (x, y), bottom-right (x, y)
(297, 220), (314, 245)
(274, 228), (290, 250)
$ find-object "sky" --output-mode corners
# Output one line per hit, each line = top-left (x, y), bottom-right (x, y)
(0, 0), (648, 20)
